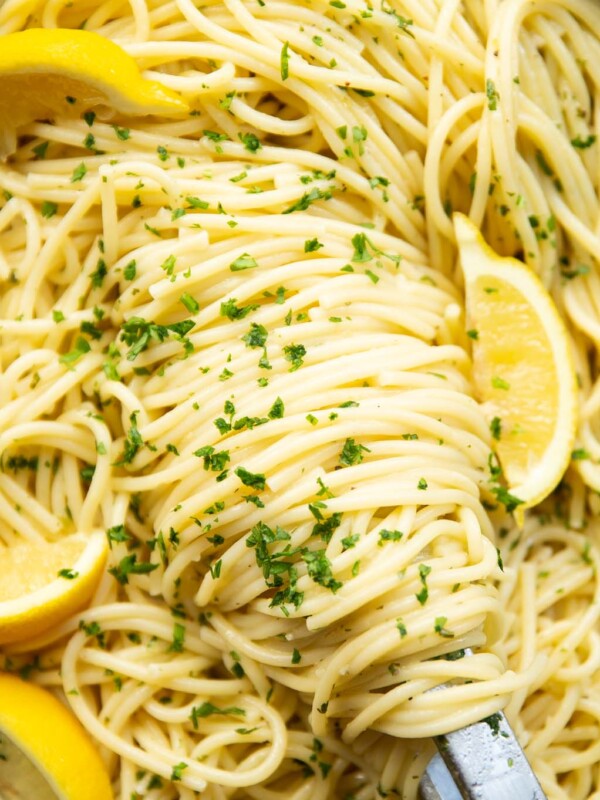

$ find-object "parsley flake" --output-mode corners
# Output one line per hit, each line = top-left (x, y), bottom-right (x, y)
(283, 343), (306, 371)
(71, 162), (87, 183)
(571, 134), (596, 149)
(239, 132), (262, 153)
(486, 79), (499, 110)
(41, 201), (58, 219)
(339, 437), (369, 467)
(281, 41), (290, 81)
(230, 254), (258, 271)
(235, 467), (266, 490)
(434, 616), (454, 638)
(108, 553), (158, 584)
(58, 568), (79, 579)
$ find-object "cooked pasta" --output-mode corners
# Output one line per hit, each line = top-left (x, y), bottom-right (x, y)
(1, 0), (600, 798)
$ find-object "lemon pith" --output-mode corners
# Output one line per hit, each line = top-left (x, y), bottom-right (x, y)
(0, 531), (108, 645)
(454, 213), (578, 510)
(0, 28), (188, 131)
(0, 673), (113, 799)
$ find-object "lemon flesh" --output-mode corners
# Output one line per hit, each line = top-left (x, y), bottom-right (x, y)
(0, 532), (107, 645)
(454, 213), (578, 510)
(0, 28), (188, 131)
(0, 673), (113, 799)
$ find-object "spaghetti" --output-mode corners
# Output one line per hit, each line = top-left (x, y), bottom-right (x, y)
(0, 0), (600, 798)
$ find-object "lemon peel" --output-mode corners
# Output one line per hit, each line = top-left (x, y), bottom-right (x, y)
(0, 531), (107, 645)
(0, 672), (113, 799)
(0, 28), (188, 154)
(454, 212), (578, 517)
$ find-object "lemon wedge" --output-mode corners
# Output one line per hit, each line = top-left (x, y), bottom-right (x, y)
(0, 531), (107, 645)
(0, 28), (188, 153)
(0, 672), (112, 799)
(454, 213), (578, 515)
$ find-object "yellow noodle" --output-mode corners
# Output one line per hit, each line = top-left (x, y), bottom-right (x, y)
(3, 1), (600, 798)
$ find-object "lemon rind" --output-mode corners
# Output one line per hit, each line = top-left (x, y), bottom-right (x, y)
(0, 531), (107, 645)
(454, 212), (578, 509)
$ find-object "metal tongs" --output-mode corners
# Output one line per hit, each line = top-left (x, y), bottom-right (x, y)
(418, 651), (547, 800)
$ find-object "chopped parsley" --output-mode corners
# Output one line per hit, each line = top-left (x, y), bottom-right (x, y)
(268, 397), (285, 419)
(302, 548), (342, 592)
(242, 322), (268, 348)
(108, 553), (159, 584)
(369, 175), (389, 189)
(282, 187), (332, 214)
(71, 162), (87, 182)
(230, 253), (258, 271)
(90, 258), (107, 288)
(170, 763), (187, 781)
(123, 260), (137, 280)
(119, 317), (194, 360)
(194, 445), (231, 473)
(186, 196), (209, 210)
(41, 201), (58, 219)
(304, 237), (324, 252)
(204, 129), (228, 143)
(239, 132), (262, 153)
(571, 134), (596, 149)
(341, 533), (359, 551)
(57, 568), (79, 579)
(220, 298), (259, 319)
(33, 141), (49, 159)
(114, 411), (144, 465)
(283, 343), (306, 371)
(434, 616), (454, 638)
(219, 91), (236, 111)
(246, 522), (303, 611)
(106, 525), (131, 547)
(491, 486), (524, 514)
(281, 41), (290, 81)
(7, 455), (39, 473)
(378, 529), (403, 546)
(169, 622), (186, 652)
(309, 508), (342, 543)
(79, 620), (105, 648)
(572, 448), (591, 460)
(491, 376), (510, 390)
(190, 703), (245, 728)
(416, 563), (432, 605)
(486, 79), (499, 111)
(59, 336), (90, 366)
(235, 467), (266, 490)
(560, 261), (590, 280)
(483, 712), (502, 736)
(352, 125), (367, 156)
(351, 232), (372, 263)
(339, 437), (369, 467)
(490, 417), (502, 440)
(535, 150), (554, 176)
(180, 293), (199, 313)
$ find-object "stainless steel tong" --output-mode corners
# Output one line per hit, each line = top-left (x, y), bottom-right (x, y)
(418, 707), (546, 800)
